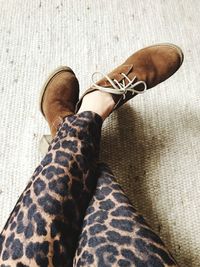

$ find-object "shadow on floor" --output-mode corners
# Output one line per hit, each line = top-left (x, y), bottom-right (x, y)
(100, 103), (197, 267)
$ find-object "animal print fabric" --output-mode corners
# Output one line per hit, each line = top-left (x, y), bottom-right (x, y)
(74, 163), (178, 267)
(0, 111), (178, 267)
(0, 111), (102, 267)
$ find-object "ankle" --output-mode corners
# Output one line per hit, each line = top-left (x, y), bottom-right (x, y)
(77, 90), (115, 120)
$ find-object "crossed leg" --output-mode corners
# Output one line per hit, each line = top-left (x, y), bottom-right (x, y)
(74, 163), (178, 267)
(0, 110), (179, 267)
(0, 111), (103, 267)
(0, 43), (183, 267)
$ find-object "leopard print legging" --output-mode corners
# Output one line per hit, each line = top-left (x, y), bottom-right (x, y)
(0, 111), (178, 266)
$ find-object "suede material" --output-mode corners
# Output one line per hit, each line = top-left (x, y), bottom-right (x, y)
(41, 68), (79, 137)
(76, 44), (183, 112)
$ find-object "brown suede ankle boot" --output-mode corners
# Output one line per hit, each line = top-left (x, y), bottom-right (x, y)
(40, 66), (79, 137)
(76, 43), (183, 113)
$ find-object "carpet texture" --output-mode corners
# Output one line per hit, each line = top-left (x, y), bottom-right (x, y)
(0, 1), (199, 266)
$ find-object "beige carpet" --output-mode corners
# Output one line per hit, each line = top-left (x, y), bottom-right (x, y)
(0, 0), (199, 266)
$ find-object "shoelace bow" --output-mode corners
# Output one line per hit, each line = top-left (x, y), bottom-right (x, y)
(91, 71), (147, 99)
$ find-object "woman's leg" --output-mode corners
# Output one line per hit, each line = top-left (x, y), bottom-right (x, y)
(73, 44), (183, 267)
(0, 111), (103, 267)
(74, 163), (178, 267)
(0, 44), (183, 267)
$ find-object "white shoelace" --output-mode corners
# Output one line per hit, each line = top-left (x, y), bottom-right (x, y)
(91, 71), (147, 99)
